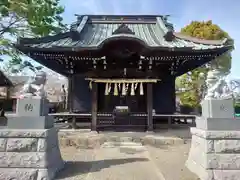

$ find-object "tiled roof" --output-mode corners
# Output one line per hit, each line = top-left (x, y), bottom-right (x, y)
(17, 15), (229, 51)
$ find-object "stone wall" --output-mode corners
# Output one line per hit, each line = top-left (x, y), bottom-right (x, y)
(186, 127), (240, 180)
(0, 128), (64, 180)
(58, 130), (185, 149)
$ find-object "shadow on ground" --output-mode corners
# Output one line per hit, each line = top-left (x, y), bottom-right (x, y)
(55, 157), (148, 179)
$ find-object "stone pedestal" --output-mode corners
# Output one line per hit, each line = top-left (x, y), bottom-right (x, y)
(0, 128), (64, 179)
(186, 99), (240, 180)
(0, 98), (64, 180)
(16, 98), (49, 117)
(7, 98), (53, 129)
(201, 99), (235, 119)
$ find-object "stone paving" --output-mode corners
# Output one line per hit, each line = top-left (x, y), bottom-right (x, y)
(56, 142), (165, 180)
(147, 144), (199, 180)
(55, 129), (198, 180)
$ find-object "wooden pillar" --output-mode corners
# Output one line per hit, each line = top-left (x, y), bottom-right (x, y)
(6, 87), (10, 100)
(91, 82), (98, 131)
(67, 76), (73, 113)
(67, 76), (78, 129)
(147, 83), (153, 131)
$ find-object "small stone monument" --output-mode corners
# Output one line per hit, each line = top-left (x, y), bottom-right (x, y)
(186, 69), (240, 180)
(0, 71), (64, 180)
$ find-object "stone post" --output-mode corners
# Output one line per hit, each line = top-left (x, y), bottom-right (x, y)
(0, 97), (64, 180)
(186, 98), (240, 180)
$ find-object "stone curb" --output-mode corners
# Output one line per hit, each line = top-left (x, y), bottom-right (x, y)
(58, 133), (184, 149)
(0, 128), (57, 138)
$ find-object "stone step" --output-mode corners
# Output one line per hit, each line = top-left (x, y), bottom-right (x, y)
(101, 141), (142, 148)
(121, 142), (142, 146)
(119, 145), (147, 154)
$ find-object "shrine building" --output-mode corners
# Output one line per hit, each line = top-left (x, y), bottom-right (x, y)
(14, 15), (233, 131)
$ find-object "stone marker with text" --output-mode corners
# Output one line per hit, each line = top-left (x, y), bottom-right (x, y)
(0, 97), (64, 180)
(8, 98), (54, 129)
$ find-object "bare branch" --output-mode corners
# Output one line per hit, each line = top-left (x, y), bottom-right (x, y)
(0, 14), (24, 36)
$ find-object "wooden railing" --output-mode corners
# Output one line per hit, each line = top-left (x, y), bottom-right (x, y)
(49, 112), (196, 130)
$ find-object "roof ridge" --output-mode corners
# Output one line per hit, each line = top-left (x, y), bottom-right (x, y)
(74, 14), (169, 18)
(155, 17), (175, 42)
(70, 15), (89, 40)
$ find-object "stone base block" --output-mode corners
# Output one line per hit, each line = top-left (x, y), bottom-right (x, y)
(201, 99), (234, 118)
(0, 128), (64, 180)
(186, 159), (240, 180)
(7, 116), (54, 129)
(16, 98), (49, 117)
(0, 166), (65, 180)
(186, 127), (240, 180)
(196, 116), (240, 130)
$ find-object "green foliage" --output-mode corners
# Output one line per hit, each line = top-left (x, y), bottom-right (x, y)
(177, 67), (207, 107)
(176, 20), (233, 107)
(0, 0), (67, 73)
(181, 20), (233, 71)
(235, 103), (240, 114)
(181, 20), (229, 40)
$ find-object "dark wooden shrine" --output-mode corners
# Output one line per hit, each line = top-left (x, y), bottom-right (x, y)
(14, 15), (233, 131)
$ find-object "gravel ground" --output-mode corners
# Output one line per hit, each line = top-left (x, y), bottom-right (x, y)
(56, 140), (199, 180)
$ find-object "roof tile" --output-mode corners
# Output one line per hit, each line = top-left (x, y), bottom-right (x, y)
(17, 15), (229, 50)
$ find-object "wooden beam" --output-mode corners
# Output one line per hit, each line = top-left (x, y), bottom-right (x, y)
(147, 83), (153, 131)
(91, 82), (98, 131)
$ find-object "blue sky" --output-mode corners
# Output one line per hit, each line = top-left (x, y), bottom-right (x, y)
(60, 0), (240, 78)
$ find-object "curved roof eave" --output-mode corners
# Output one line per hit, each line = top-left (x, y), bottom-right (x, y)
(174, 32), (229, 46)
(14, 42), (233, 54)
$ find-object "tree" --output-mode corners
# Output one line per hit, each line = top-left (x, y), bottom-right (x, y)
(176, 20), (233, 107)
(0, 0), (67, 73)
(176, 68), (207, 108)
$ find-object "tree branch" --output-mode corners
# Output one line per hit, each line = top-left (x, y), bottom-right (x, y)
(0, 15), (24, 36)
